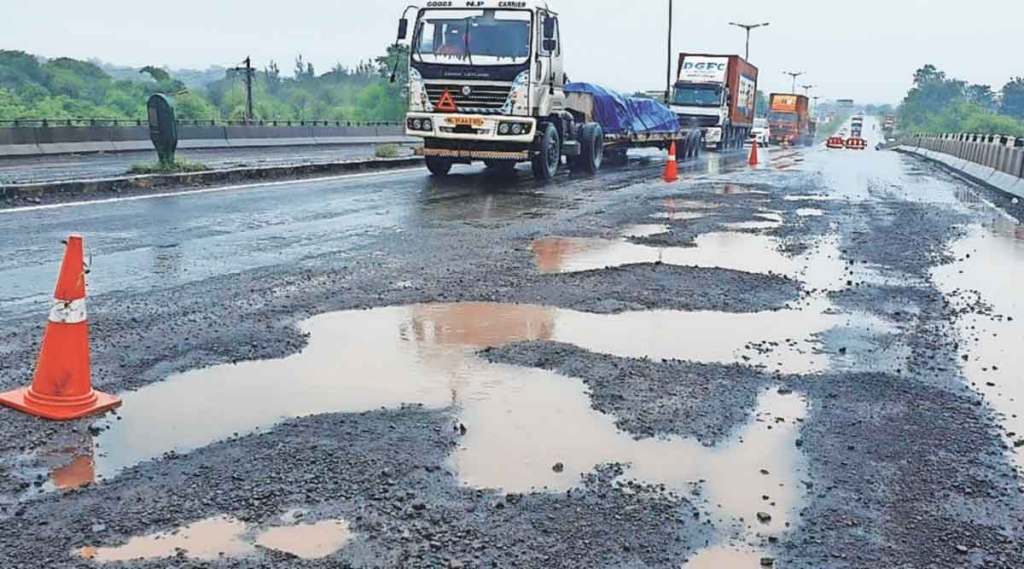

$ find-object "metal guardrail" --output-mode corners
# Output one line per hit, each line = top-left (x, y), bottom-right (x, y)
(0, 118), (404, 128)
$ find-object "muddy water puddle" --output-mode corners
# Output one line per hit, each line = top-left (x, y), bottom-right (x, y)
(532, 231), (848, 292)
(620, 224), (670, 238)
(723, 212), (784, 231)
(78, 514), (352, 563)
(68, 302), (832, 486)
(42, 302), (814, 559)
(932, 223), (1024, 472)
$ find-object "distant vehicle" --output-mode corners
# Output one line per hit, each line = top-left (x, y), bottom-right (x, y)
(768, 94), (814, 146)
(670, 53), (759, 151)
(845, 137), (867, 150)
(750, 118), (771, 146)
(826, 136), (845, 149)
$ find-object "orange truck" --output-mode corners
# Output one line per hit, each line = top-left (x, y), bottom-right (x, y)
(768, 94), (815, 146)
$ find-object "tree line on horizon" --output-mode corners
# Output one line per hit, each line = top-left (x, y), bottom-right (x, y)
(0, 48), (408, 123)
(899, 65), (1024, 137)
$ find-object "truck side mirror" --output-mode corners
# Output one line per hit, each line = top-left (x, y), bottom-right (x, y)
(397, 18), (409, 40)
(543, 39), (557, 52)
(543, 17), (556, 39)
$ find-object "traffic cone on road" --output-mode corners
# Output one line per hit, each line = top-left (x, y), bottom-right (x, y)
(663, 142), (679, 183)
(748, 140), (761, 167)
(0, 235), (121, 421)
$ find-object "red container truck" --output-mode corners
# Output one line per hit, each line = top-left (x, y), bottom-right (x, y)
(768, 94), (814, 146)
(669, 54), (759, 151)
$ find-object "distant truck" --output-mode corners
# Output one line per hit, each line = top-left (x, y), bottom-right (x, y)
(669, 54), (759, 151)
(768, 94), (814, 146)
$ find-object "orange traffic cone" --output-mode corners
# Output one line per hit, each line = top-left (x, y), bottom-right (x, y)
(0, 235), (121, 421)
(663, 142), (679, 183)
(748, 140), (760, 167)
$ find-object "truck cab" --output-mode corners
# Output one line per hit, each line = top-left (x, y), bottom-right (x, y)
(399, 1), (593, 180)
(669, 54), (758, 151)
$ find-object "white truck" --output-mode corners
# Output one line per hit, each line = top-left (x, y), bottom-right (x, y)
(394, 0), (702, 181)
(669, 54), (759, 151)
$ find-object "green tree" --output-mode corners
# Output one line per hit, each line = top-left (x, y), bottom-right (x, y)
(1002, 77), (1024, 120)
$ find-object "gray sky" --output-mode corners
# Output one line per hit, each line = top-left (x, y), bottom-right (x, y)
(4, 0), (1018, 103)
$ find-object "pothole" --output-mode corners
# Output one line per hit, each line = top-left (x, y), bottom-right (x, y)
(531, 232), (847, 291)
(44, 301), (834, 486)
(77, 515), (353, 563)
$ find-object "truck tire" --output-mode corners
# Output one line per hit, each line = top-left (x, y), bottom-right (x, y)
(425, 156), (453, 177)
(574, 123), (604, 175)
(484, 159), (517, 175)
(531, 123), (561, 182)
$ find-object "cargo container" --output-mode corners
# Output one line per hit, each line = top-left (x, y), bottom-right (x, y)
(669, 54), (759, 151)
(768, 94), (813, 146)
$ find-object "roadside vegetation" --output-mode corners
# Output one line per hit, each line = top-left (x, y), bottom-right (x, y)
(899, 65), (1024, 136)
(0, 47), (408, 123)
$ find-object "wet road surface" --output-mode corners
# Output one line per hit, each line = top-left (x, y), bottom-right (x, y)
(0, 142), (418, 185)
(2, 121), (1024, 568)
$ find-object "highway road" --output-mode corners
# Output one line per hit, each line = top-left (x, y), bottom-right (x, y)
(0, 142), (419, 185)
(2, 124), (1024, 568)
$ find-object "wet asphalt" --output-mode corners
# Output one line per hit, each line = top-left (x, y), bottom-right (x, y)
(2, 119), (1024, 568)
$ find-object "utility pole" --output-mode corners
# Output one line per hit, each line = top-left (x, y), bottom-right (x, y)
(784, 71), (805, 94)
(666, 0), (673, 105)
(233, 57), (255, 122)
(728, 22), (770, 61)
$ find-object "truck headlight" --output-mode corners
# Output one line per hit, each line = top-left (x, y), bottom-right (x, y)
(409, 68), (432, 112)
(501, 71), (530, 116)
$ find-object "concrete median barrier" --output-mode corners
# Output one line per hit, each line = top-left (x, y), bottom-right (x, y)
(897, 133), (1024, 200)
(0, 156), (423, 205)
(0, 124), (415, 158)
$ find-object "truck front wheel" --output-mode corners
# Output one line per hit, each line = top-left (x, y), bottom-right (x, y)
(531, 123), (561, 182)
(425, 156), (453, 177)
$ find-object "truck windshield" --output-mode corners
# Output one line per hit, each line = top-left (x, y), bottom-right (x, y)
(413, 9), (532, 66)
(769, 112), (798, 123)
(672, 85), (722, 107)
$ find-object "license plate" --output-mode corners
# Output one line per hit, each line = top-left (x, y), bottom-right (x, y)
(445, 116), (485, 127)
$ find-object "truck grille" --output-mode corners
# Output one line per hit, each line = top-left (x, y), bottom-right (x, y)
(425, 84), (512, 114)
(677, 115), (721, 129)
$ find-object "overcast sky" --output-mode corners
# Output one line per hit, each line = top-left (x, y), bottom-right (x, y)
(4, 0), (1019, 103)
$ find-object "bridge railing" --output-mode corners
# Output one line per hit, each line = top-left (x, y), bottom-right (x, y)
(905, 133), (1024, 180)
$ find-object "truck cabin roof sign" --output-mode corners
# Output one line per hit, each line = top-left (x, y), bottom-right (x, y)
(678, 57), (729, 83)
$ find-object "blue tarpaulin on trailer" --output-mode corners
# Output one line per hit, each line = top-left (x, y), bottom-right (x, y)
(565, 83), (679, 136)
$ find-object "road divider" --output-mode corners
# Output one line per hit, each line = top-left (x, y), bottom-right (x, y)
(0, 123), (415, 157)
(0, 156), (424, 205)
(0, 235), (122, 421)
(898, 133), (1023, 199)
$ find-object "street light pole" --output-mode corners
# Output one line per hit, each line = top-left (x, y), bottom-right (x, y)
(784, 71), (805, 94)
(666, 0), (673, 104)
(728, 22), (770, 61)
(801, 84), (816, 96)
